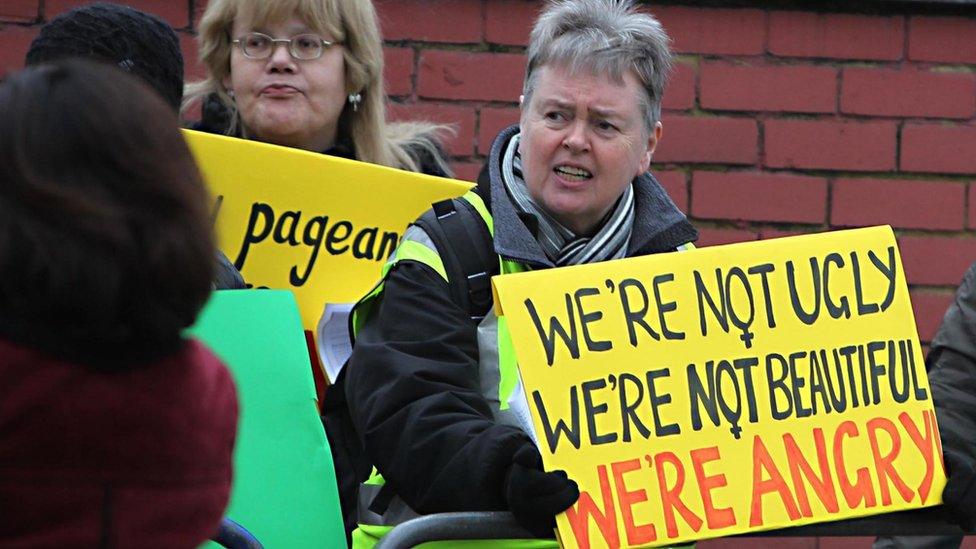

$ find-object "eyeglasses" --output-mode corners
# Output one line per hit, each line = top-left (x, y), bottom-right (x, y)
(232, 32), (338, 60)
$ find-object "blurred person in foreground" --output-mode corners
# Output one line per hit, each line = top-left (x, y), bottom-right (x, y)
(25, 1), (245, 290)
(338, 0), (698, 546)
(0, 59), (238, 547)
(186, 0), (451, 176)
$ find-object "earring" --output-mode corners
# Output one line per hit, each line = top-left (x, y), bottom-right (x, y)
(348, 92), (362, 112)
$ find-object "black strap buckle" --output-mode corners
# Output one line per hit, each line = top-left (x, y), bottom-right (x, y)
(467, 271), (491, 321)
(433, 200), (457, 220)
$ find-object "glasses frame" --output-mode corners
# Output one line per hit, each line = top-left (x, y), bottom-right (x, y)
(231, 32), (338, 61)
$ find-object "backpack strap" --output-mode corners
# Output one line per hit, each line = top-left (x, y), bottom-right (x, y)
(414, 196), (498, 322)
(359, 195), (498, 518)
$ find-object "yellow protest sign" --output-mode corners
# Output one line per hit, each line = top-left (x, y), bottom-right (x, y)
(183, 130), (473, 330)
(492, 226), (945, 549)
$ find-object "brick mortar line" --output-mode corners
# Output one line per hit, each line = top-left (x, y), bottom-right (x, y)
(495, 51), (975, 69)
(682, 222), (973, 237)
(652, 159), (976, 178)
(0, 19), (42, 28)
(408, 44), (421, 102)
(825, 174), (835, 227)
(477, 0), (487, 52)
(895, 120), (904, 173)
(664, 109), (976, 123)
(381, 40), (526, 54)
(966, 181), (974, 231)
(446, 152), (976, 181)
(894, 227), (976, 237)
(908, 286), (964, 294)
(667, 53), (976, 69)
(833, 57), (843, 116)
(680, 168), (694, 216)
(184, 0), (197, 33)
(674, 166), (976, 183)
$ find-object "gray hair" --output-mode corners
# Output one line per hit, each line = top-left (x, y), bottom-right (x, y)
(523, 0), (672, 133)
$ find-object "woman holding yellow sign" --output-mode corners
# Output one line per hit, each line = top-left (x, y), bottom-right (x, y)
(336, 0), (698, 546)
(185, 0), (450, 177)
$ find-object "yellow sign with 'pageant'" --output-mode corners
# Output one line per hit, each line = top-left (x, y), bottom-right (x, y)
(184, 130), (472, 330)
(492, 226), (945, 548)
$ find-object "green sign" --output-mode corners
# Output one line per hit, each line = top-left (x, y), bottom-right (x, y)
(192, 290), (344, 548)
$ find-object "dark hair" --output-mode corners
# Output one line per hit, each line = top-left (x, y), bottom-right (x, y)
(25, 2), (184, 110)
(0, 60), (215, 368)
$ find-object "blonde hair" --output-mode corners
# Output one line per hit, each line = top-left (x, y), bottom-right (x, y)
(184, 0), (451, 174)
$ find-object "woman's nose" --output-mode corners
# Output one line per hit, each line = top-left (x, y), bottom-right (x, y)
(562, 122), (590, 152)
(267, 43), (296, 73)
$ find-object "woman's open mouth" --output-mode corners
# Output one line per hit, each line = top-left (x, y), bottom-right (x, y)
(554, 165), (593, 181)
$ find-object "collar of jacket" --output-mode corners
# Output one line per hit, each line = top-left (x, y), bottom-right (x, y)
(481, 124), (698, 269)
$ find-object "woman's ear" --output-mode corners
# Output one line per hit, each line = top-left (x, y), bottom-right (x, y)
(639, 121), (663, 174)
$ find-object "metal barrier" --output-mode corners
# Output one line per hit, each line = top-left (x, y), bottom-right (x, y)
(374, 512), (533, 549)
(375, 507), (968, 549)
(212, 518), (264, 549)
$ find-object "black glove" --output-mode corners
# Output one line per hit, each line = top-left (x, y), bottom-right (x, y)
(504, 444), (580, 538)
(943, 449), (976, 530)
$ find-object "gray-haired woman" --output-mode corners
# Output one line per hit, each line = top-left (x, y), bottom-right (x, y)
(337, 0), (697, 545)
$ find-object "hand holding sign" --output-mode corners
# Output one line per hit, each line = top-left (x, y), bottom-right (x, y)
(492, 226), (946, 549)
(506, 445), (581, 537)
(942, 450), (976, 530)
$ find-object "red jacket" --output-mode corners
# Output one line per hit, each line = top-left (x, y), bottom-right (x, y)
(0, 338), (238, 548)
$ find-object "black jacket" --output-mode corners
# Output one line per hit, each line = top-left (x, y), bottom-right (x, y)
(929, 263), (976, 462)
(341, 126), (697, 518)
(871, 264), (976, 549)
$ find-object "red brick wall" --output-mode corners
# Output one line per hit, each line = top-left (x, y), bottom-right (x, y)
(2, 0), (975, 350)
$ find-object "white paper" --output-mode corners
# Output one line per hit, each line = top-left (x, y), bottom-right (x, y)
(507, 373), (539, 447)
(316, 302), (355, 383)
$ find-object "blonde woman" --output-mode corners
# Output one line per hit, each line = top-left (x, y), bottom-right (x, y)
(185, 0), (450, 176)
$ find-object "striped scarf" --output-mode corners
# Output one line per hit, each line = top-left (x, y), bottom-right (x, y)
(501, 134), (635, 266)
